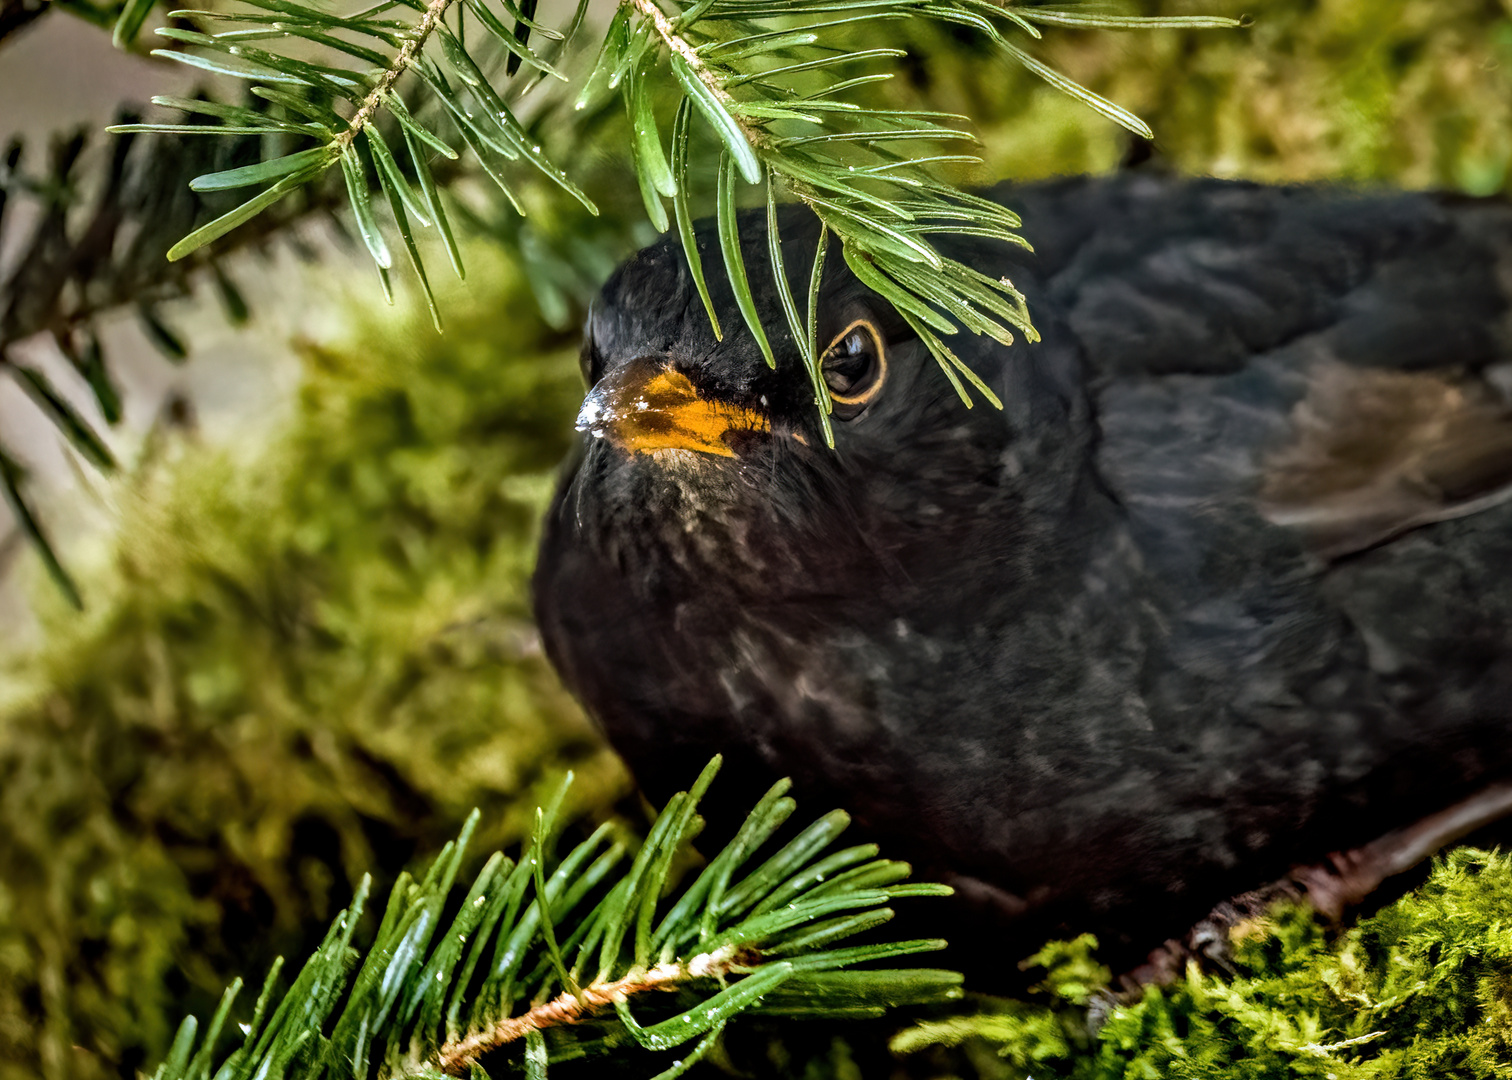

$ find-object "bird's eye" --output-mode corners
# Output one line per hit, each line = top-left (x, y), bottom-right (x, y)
(821, 320), (887, 418)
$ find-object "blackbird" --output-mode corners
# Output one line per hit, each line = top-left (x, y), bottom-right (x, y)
(532, 172), (1512, 974)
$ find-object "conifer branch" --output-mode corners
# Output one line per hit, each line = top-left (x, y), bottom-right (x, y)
(107, 0), (1239, 396)
(145, 757), (961, 1080)
(0, 118), (349, 605)
(624, 0), (762, 150)
(98, 0), (1237, 452)
(332, 0), (458, 155)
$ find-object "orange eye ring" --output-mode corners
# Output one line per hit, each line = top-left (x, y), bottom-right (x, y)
(822, 319), (887, 412)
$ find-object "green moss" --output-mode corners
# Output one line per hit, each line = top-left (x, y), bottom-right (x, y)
(0, 258), (626, 1080)
(894, 850), (1512, 1080)
(896, 0), (1512, 191)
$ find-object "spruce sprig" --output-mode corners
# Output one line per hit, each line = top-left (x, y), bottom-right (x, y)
(147, 756), (960, 1080)
(0, 116), (346, 608)
(110, 0), (1238, 419)
(109, 0), (598, 332)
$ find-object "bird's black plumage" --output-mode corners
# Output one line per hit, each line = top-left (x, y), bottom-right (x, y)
(532, 172), (1512, 972)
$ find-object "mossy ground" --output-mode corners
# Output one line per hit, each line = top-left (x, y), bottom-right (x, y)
(0, 258), (627, 1079)
(894, 849), (1512, 1079)
(5, 2), (1512, 1078)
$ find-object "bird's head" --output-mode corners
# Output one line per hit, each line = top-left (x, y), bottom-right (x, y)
(550, 203), (1085, 603)
(575, 207), (1010, 472)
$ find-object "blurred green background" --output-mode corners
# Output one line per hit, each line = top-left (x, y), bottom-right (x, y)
(5, 1), (1512, 1077)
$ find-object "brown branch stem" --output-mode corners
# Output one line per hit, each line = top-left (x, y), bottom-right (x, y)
(623, 0), (768, 151)
(434, 947), (738, 1076)
(333, 0), (457, 153)
(618, 0), (845, 239)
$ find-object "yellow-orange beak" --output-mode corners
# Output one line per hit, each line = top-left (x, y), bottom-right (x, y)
(576, 358), (771, 458)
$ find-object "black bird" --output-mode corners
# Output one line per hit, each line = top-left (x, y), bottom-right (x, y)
(532, 172), (1512, 975)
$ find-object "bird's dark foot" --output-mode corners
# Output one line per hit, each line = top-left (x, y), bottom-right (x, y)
(1097, 781), (1512, 1017)
(1098, 878), (1299, 1012)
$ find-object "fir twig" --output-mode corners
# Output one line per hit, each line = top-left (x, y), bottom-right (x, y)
(0, 114), (360, 603)
(331, 0), (454, 157)
(147, 756), (961, 1080)
(110, 0), (599, 327)
(113, 0), (1240, 423)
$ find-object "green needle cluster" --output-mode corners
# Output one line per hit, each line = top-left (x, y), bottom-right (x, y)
(146, 757), (961, 1080)
(108, 0), (1238, 430)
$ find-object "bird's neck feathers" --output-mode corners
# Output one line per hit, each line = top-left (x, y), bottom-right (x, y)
(564, 437), (865, 604)
(561, 394), (1105, 624)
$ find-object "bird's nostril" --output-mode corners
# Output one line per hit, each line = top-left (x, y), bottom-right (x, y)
(575, 394), (608, 434)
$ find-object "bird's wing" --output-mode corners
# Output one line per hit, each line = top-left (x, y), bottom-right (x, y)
(1258, 364), (1512, 557)
(1006, 175), (1512, 380)
(1003, 174), (1512, 559)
